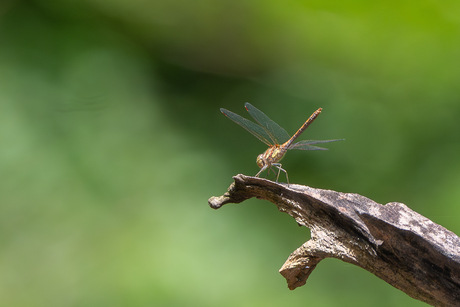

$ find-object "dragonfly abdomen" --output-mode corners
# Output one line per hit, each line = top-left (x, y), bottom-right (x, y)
(284, 108), (322, 149)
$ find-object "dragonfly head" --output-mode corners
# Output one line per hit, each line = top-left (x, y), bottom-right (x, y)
(256, 153), (266, 169)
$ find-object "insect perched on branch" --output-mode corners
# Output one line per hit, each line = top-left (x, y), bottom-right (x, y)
(220, 103), (343, 183)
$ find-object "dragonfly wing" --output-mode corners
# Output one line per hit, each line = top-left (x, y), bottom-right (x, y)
(220, 108), (273, 146)
(244, 103), (290, 145)
(289, 139), (344, 150)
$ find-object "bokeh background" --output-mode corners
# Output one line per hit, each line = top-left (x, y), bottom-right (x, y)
(1, 1), (459, 306)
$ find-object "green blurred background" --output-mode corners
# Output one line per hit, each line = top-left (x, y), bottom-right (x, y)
(1, 1), (459, 306)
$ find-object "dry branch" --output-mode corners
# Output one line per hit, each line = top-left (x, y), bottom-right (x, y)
(208, 174), (460, 306)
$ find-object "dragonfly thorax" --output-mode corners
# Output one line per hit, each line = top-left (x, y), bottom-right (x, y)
(256, 145), (287, 169)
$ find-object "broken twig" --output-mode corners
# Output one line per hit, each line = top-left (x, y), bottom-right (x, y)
(208, 174), (460, 306)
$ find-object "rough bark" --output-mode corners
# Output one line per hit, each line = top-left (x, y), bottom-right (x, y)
(208, 174), (460, 307)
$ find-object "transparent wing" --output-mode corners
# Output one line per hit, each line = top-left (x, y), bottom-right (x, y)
(220, 108), (273, 146)
(289, 139), (345, 151)
(244, 103), (290, 145)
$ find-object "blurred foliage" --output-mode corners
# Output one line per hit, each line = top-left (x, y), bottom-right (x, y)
(1, 0), (459, 306)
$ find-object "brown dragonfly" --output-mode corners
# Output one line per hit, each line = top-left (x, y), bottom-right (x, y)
(220, 103), (343, 183)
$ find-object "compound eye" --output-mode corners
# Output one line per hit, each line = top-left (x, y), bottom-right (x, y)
(256, 154), (265, 168)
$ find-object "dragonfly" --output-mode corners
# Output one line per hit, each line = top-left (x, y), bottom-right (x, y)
(220, 103), (343, 183)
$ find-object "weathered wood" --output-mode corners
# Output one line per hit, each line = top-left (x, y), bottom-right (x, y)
(208, 174), (460, 306)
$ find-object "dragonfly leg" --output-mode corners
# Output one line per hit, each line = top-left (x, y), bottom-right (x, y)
(275, 166), (281, 182)
(272, 163), (289, 185)
(255, 165), (268, 177)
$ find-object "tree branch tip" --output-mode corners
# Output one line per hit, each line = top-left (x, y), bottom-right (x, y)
(208, 174), (460, 305)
